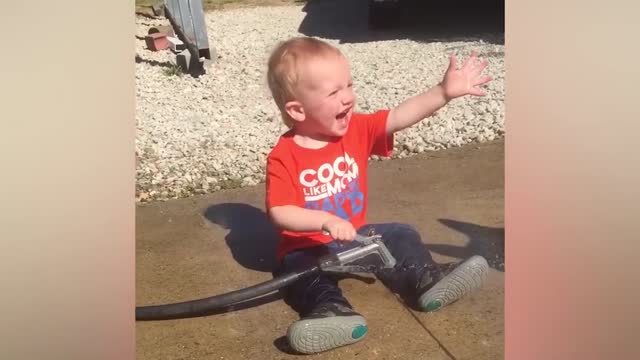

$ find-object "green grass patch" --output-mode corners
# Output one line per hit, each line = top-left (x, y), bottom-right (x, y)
(162, 64), (184, 77)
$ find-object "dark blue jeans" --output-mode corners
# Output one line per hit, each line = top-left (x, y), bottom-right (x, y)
(273, 223), (436, 317)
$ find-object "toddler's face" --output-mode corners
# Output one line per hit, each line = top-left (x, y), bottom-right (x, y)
(293, 54), (355, 137)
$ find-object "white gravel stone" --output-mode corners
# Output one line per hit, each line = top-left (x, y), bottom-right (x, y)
(135, 4), (505, 202)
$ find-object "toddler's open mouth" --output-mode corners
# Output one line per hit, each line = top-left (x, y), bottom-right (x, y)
(336, 107), (352, 121)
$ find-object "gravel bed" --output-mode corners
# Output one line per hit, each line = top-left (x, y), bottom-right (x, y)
(135, 4), (505, 203)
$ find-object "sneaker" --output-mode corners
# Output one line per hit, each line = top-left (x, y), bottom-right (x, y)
(417, 255), (489, 312)
(286, 302), (368, 354)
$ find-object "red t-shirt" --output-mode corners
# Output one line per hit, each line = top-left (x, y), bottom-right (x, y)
(265, 110), (394, 261)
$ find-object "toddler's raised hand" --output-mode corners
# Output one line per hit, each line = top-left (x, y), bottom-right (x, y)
(441, 52), (493, 101)
(321, 217), (357, 242)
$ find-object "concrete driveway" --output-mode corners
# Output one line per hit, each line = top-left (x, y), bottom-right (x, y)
(136, 139), (504, 359)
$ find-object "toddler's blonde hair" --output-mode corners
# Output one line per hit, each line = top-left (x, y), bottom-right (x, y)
(267, 37), (342, 128)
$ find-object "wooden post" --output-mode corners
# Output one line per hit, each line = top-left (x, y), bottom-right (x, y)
(162, 5), (205, 77)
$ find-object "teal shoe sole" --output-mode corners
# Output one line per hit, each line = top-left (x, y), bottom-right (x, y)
(286, 315), (367, 354)
(418, 255), (489, 312)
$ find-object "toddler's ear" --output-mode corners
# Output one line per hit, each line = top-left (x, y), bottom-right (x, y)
(284, 100), (305, 124)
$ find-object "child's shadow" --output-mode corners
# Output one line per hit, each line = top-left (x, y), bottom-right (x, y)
(203, 203), (279, 273)
(427, 219), (505, 272)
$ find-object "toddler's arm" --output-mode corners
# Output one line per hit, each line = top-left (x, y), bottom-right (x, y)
(386, 52), (492, 134)
(266, 155), (356, 240)
(386, 85), (449, 134)
(269, 205), (356, 241)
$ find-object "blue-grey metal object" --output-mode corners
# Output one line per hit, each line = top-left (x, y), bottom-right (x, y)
(319, 234), (397, 274)
(164, 0), (212, 59)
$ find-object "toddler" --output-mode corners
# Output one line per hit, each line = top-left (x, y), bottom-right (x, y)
(265, 37), (492, 354)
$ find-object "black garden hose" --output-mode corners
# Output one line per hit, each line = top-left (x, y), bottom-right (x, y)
(135, 264), (321, 321)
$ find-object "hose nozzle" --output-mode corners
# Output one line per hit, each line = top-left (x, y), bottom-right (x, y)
(318, 234), (397, 273)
